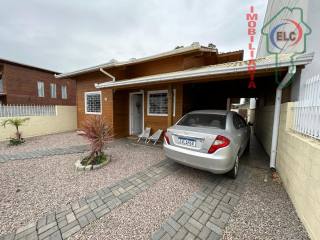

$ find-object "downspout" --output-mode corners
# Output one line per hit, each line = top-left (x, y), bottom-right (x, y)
(270, 65), (296, 169)
(99, 68), (115, 82)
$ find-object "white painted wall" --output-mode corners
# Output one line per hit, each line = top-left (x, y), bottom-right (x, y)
(0, 106), (77, 142)
(257, 0), (319, 101)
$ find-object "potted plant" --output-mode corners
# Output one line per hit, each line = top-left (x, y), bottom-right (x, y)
(78, 116), (113, 169)
(1, 117), (30, 146)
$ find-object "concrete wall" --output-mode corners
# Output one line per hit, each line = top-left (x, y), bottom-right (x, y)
(255, 102), (320, 240)
(254, 104), (274, 155)
(0, 106), (77, 141)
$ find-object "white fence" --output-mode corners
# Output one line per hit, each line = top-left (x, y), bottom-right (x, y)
(292, 74), (320, 140)
(0, 105), (57, 117)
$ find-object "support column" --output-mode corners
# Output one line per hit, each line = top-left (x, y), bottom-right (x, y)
(167, 84), (173, 127)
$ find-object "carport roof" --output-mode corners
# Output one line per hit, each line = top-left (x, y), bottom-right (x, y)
(95, 53), (313, 89)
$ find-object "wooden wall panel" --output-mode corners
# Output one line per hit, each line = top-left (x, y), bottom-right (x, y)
(113, 90), (129, 138)
(75, 72), (114, 130)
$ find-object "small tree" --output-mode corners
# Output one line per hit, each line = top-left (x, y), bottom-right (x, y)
(80, 116), (113, 165)
(2, 118), (30, 144)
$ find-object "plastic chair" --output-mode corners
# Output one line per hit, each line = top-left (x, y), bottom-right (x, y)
(137, 127), (151, 143)
(147, 129), (163, 145)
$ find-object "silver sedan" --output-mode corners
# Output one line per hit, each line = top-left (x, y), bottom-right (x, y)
(163, 110), (250, 178)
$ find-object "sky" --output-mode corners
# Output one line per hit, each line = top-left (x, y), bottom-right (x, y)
(0, 0), (268, 73)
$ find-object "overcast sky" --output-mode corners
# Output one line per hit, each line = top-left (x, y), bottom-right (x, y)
(0, 0), (267, 73)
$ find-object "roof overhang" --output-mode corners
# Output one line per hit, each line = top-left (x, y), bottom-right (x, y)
(55, 43), (218, 79)
(95, 53), (314, 89)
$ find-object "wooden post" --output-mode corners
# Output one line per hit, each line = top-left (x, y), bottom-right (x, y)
(167, 84), (173, 127)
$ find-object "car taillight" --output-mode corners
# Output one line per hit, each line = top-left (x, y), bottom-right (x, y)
(208, 135), (230, 154)
(164, 131), (170, 145)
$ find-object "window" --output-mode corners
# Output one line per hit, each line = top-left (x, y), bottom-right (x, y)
(0, 79), (3, 92)
(85, 91), (102, 114)
(147, 90), (176, 116)
(233, 114), (246, 129)
(177, 113), (227, 129)
(37, 81), (44, 97)
(61, 85), (67, 99)
(50, 83), (56, 98)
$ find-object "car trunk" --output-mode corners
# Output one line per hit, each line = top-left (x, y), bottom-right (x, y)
(167, 125), (229, 153)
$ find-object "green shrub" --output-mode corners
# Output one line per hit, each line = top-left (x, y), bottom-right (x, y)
(1, 117), (29, 145)
(9, 138), (25, 146)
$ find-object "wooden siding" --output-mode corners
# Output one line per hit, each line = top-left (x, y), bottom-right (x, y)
(73, 49), (243, 136)
(2, 63), (76, 105)
(113, 83), (183, 137)
(76, 72), (114, 130)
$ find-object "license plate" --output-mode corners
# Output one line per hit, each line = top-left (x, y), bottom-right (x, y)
(178, 137), (196, 147)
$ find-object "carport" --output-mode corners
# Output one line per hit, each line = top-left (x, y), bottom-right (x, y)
(95, 53), (313, 169)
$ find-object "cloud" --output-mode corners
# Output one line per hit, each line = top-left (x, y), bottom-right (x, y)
(0, 0), (267, 72)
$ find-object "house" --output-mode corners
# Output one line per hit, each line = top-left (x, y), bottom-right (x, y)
(55, 42), (312, 140)
(254, 0), (320, 239)
(0, 58), (76, 105)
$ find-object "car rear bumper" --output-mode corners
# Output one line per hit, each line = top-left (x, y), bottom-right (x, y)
(163, 143), (236, 174)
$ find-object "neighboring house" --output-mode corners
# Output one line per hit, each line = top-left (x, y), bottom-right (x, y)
(257, 0), (319, 102)
(255, 0), (320, 239)
(56, 42), (312, 139)
(0, 58), (76, 105)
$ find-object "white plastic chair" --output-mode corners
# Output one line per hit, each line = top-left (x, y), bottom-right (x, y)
(147, 129), (163, 145)
(137, 127), (151, 143)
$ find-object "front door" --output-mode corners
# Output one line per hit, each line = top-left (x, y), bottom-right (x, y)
(130, 93), (143, 135)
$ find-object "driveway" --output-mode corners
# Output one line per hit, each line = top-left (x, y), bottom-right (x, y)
(0, 132), (309, 239)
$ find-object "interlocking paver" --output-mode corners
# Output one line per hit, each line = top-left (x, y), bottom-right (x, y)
(172, 227), (187, 240)
(188, 217), (203, 231)
(151, 228), (166, 240)
(0, 145), (89, 163)
(198, 226), (211, 240)
(151, 167), (249, 240)
(38, 222), (57, 235)
(167, 218), (181, 231)
(177, 213), (190, 225)
(1, 158), (181, 240)
(39, 226), (59, 240)
(162, 223), (176, 237)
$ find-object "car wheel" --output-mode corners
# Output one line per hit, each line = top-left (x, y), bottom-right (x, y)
(227, 155), (239, 179)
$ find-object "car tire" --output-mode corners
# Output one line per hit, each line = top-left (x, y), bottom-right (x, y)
(227, 155), (239, 179)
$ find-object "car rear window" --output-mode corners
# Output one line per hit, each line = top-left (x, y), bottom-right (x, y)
(177, 113), (227, 129)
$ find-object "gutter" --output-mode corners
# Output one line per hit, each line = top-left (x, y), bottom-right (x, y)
(99, 68), (115, 82)
(270, 65), (296, 169)
(95, 53), (313, 89)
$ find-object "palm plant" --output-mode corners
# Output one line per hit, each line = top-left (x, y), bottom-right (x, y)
(80, 116), (113, 165)
(2, 117), (30, 141)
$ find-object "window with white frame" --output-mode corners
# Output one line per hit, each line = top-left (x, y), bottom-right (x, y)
(147, 90), (176, 116)
(85, 91), (102, 114)
(37, 81), (44, 97)
(61, 85), (67, 99)
(50, 83), (57, 98)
